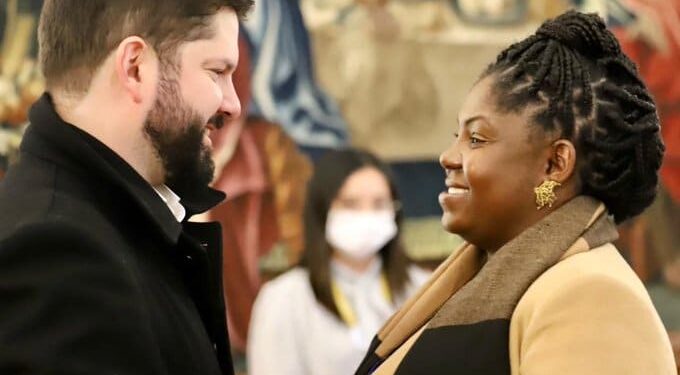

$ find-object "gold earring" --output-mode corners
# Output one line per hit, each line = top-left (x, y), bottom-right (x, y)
(534, 180), (561, 210)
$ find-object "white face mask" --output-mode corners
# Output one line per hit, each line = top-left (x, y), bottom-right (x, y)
(325, 209), (398, 260)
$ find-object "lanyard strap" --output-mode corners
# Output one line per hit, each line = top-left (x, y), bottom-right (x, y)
(331, 272), (391, 327)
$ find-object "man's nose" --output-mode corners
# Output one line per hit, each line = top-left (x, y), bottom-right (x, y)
(219, 79), (242, 121)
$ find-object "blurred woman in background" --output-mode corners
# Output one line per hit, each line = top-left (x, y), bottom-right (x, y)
(248, 149), (428, 375)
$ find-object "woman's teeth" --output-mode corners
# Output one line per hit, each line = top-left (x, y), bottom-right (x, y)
(448, 187), (469, 195)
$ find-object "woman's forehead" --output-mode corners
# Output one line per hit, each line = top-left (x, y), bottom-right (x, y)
(337, 168), (391, 196)
(460, 76), (549, 141)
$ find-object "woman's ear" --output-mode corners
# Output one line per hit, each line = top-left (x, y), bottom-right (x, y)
(546, 139), (577, 183)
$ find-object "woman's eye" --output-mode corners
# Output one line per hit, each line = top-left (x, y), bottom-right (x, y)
(374, 200), (396, 211)
(469, 132), (486, 145)
(337, 199), (359, 209)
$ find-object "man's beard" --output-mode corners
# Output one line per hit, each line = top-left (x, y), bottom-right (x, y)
(143, 76), (217, 194)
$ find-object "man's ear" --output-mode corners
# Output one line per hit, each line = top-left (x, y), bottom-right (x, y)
(114, 36), (155, 104)
(545, 139), (577, 183)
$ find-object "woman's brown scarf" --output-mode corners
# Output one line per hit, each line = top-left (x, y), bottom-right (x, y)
(355, 196), (619, 374)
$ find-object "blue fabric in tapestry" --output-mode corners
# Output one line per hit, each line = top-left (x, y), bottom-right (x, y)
(241, 0), (348, 148)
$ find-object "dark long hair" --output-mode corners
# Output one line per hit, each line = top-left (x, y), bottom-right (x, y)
(299, 149), (410, 321)
(482, 11), (663, 223)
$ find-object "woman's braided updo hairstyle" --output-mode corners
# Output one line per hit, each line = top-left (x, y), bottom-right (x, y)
(483, 11), (664, 223)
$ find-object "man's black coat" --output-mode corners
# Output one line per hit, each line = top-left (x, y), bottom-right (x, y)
(0, 94), (234, 375)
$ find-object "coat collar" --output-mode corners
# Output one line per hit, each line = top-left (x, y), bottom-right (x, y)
(22, 94), (225, 244)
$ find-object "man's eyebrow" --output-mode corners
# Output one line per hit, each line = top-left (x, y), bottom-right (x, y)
(204, 58), (236, 71)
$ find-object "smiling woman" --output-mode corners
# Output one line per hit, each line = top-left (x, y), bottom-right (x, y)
(438, 75), (561, 252)
(355, 11), (676, 375)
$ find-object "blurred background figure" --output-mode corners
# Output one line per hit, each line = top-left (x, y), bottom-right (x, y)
(247, 149), (429, 375)
(204, 33), (313, 366)
(208, 1), (353, 360)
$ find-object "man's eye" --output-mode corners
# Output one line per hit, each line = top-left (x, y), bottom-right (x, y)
(208, 69), (224, 80)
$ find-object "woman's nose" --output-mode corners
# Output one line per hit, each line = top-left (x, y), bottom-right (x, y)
(439, 140), (462, 171)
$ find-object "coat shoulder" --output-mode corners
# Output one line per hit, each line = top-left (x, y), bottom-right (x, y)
(520, 244), (648, 302)
(510, 244), (676, 374)
(0, 152), (119, 243)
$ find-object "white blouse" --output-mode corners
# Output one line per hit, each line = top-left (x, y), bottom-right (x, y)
(247, 259), (429, 375)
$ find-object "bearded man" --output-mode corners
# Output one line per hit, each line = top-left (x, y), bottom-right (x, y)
(0, 1), (253, 374)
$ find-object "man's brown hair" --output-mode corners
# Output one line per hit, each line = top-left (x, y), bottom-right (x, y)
(38, 0), (253, 93)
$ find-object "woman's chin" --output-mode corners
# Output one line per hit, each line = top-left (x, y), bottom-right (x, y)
(440, 212), (463, 234)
